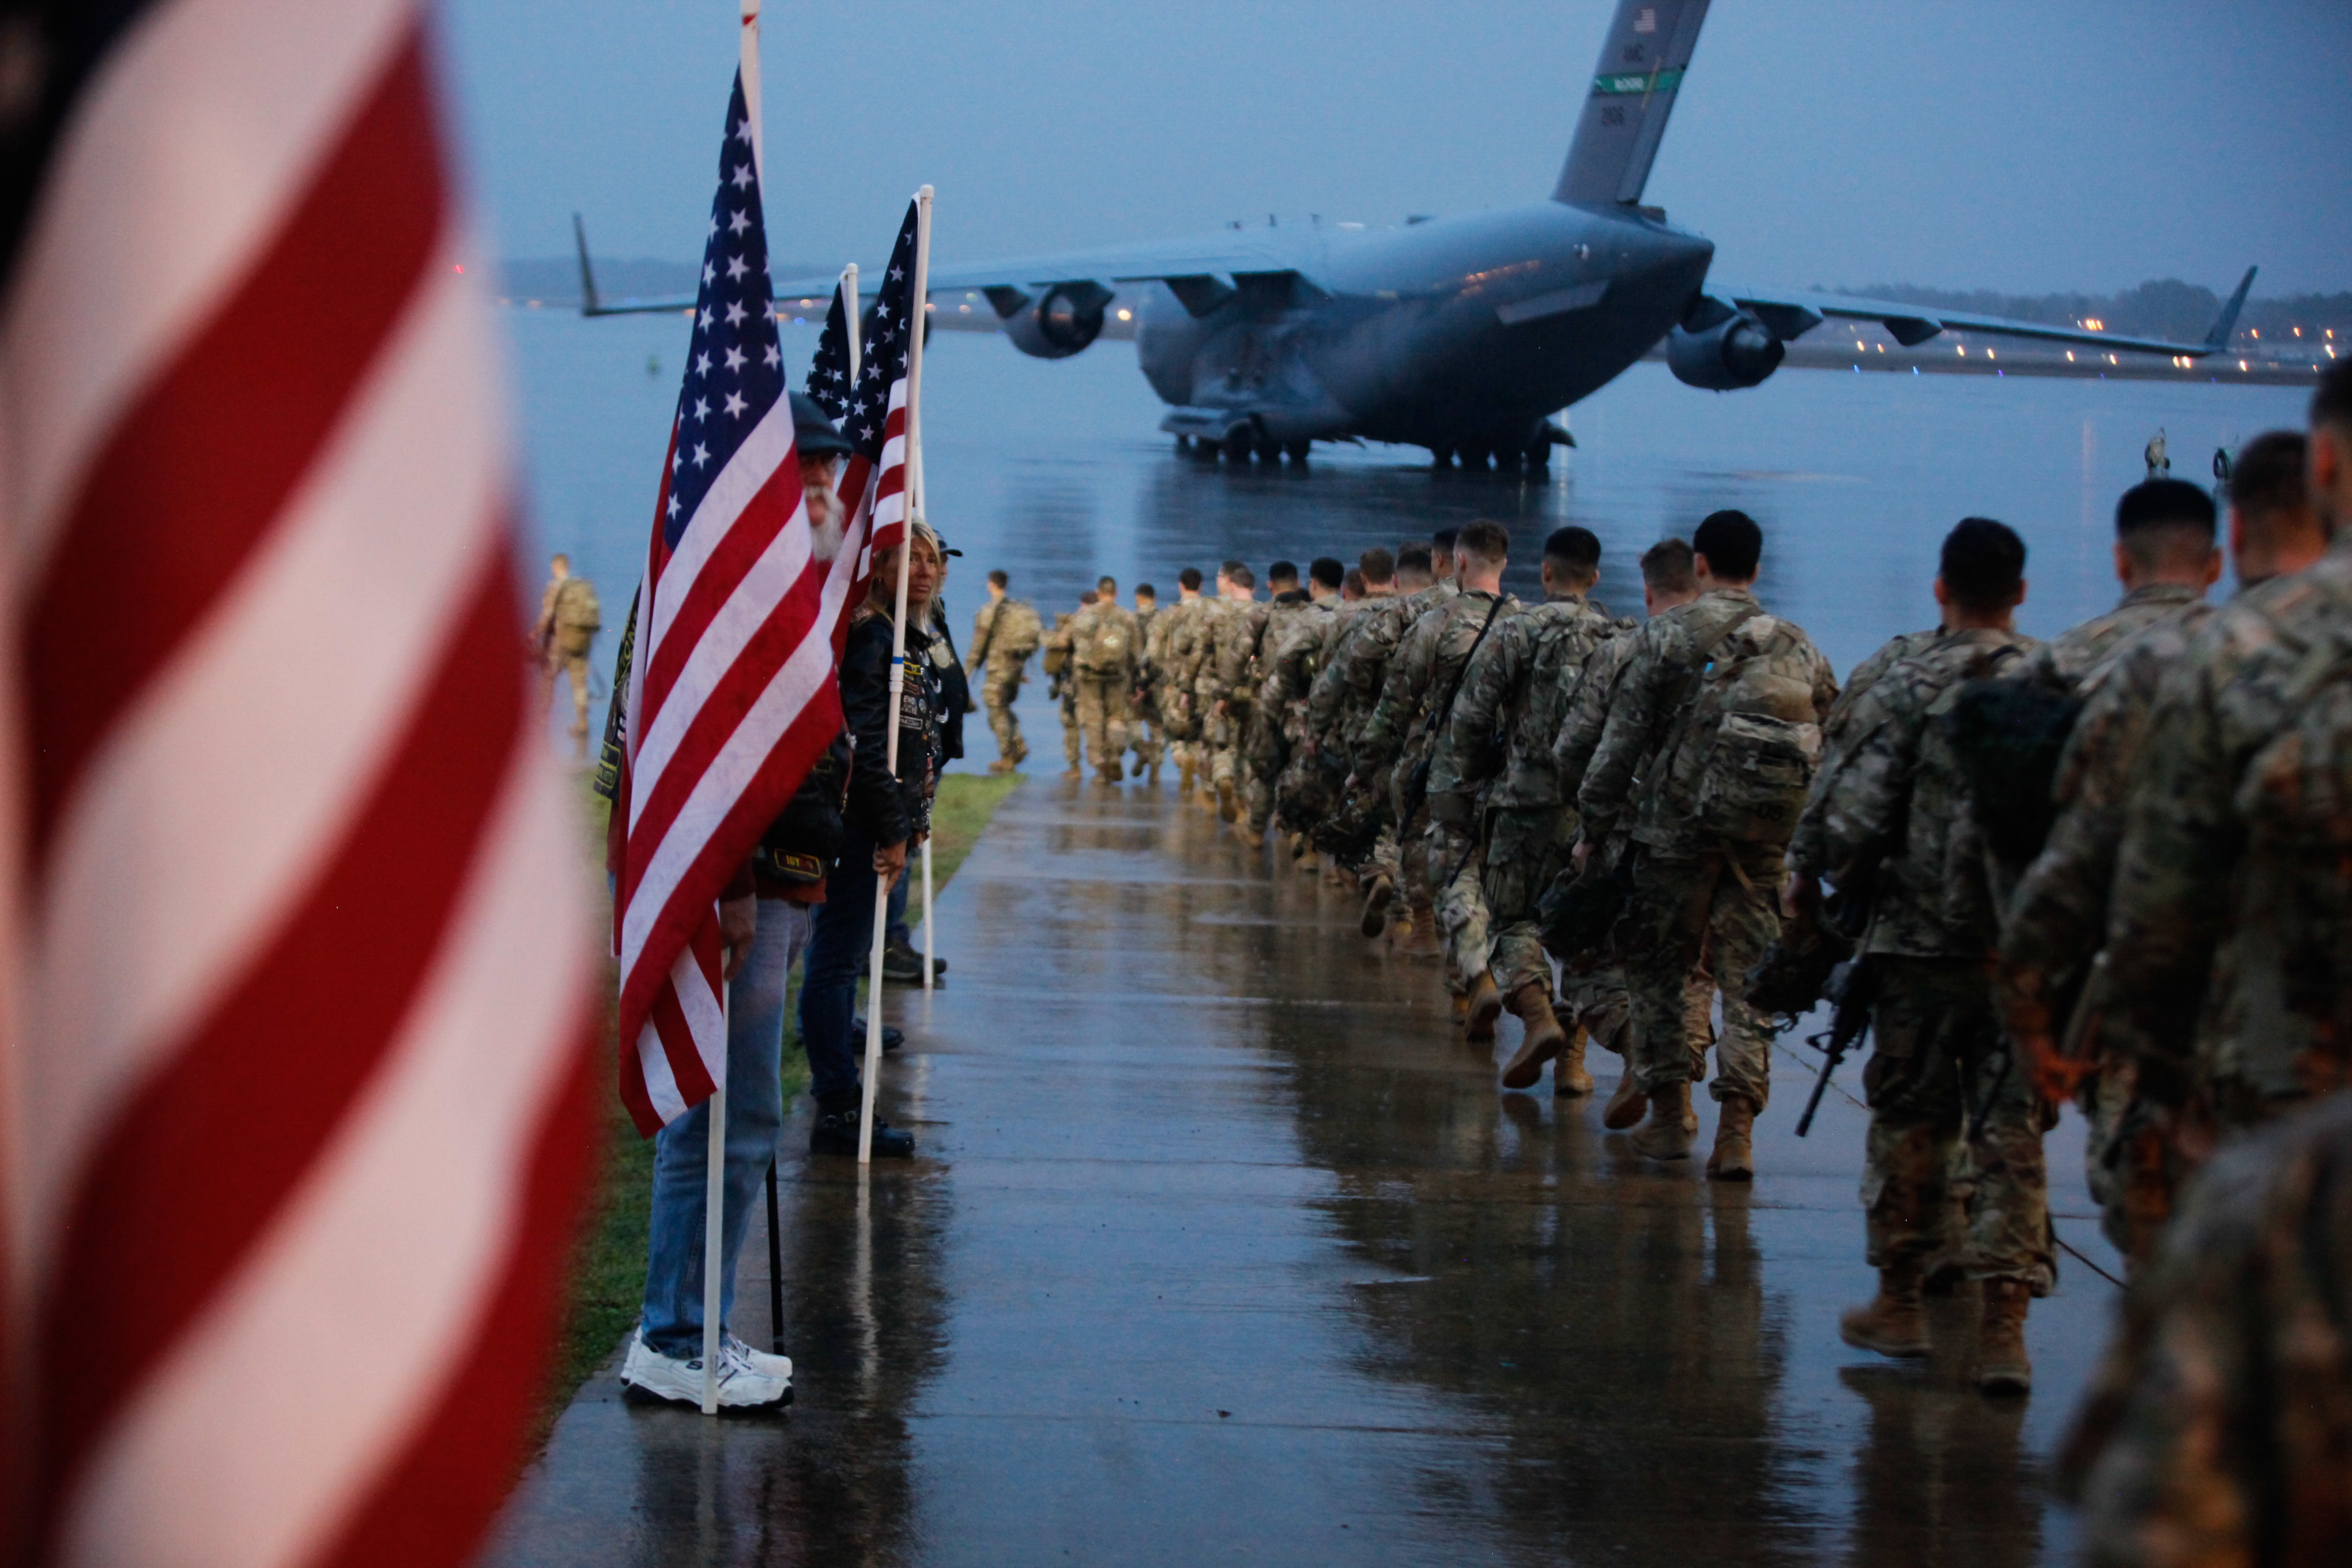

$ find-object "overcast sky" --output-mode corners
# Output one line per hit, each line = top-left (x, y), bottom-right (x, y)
(440, 0), (2350, 297)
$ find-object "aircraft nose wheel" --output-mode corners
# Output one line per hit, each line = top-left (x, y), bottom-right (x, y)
(1284, 439), (1311, 466)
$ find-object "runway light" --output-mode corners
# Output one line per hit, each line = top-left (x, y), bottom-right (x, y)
(2241, 360), (2249, 371)
(2295, 327), (2303, 337)
(1118, 308), (1133, 321)
(1987, 349), (1995, 360)
(2109, 353), (2117, 364)
(959, 303), (970, 312)
(1957, 345), (1966, 355)
(2066, 350), (2075, 361)
(1856, 340), (1865, 350)
(2085, 318), (2103, 331)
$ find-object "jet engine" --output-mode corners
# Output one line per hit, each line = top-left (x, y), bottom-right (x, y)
(993, 281), (1112, 360)
(1665, 299), (1785, 391)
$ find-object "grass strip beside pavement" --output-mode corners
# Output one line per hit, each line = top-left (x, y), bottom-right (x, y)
(537, 771), (1023, 1443)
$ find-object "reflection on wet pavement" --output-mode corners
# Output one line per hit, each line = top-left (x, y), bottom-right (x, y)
(483, 781), (2117, 1566)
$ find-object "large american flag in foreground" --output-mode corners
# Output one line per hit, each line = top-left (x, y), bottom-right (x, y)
(806, 199), (920, 651)
(0, 3), (593, 1565)
(612, 69), (838, 1134)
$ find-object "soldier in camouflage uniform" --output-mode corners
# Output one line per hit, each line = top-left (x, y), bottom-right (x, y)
(1196, 564), (1269, 834)
(2055, 1086), (2352, 1567)
(1072, 576), (1140, 786)
(1256, 558), (1345, 857)
(1316, 545), (1433, 937)
(1555, 541), (1701, 1108)
(1580, 512), (1837, 1178)
(1150, 568), (1211, 799)
(1356, 521), (1519, 1023)
(1127, 583), (1163, 783)
(968, 569), (1044, 773)
(1788, 517), (2048, 1394)
(1428, 527), (1617, 1093)
(1239, 563), (1319, 843)
(1993, 477), (2245, 1264)
(1042, 590), (1091, 778)
(2105, 364), (2352, 1152)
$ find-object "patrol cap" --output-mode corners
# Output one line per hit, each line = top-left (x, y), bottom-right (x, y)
(789, 392), (854, 459)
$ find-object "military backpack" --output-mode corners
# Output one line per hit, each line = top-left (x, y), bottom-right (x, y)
(1657, 606), (1824, 846)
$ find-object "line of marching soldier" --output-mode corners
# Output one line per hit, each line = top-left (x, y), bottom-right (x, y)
(960, 363), (2352, 1550)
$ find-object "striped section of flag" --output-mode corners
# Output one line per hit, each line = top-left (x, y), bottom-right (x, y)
(809, 199), (919, 653)
(1, 3), (594, 1565)
(612, 66), (838, 1133)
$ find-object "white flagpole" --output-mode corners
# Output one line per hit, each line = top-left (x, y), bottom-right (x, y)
(921, 840), (934, 993)
(858, 185), (933, 1163)
(699, 0), (764, 1416)
(842, 263), (861, 382)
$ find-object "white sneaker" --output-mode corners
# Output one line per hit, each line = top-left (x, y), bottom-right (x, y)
(725, 1332), (793, 1386)
(620, 1329), (788, 1409)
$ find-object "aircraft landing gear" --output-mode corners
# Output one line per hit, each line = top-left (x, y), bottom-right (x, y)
(1284, 439), (1311, 465)
(1523, 440), (1552, 473)
(1175, 434), (1193, 454)
(1458, 444), (1491, 469)
(1428, 444), (1454, 468)
(1222, 422), (1258, 462)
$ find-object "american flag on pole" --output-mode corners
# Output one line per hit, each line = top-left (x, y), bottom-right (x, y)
(0, 3), (594, 1566)
(806, 200), (919, 651)
(612, 68), (839, 1135)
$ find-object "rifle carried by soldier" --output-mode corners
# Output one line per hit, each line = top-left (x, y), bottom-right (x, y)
(1794, 955), (1876, 1137)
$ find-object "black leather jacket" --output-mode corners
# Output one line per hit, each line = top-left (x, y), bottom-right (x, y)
(840, 605), (944, 846)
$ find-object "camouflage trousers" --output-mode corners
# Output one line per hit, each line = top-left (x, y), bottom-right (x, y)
(1075, 673), (1130, 774)
(981, 673), (1024, 765)
(1206, 700), (1256, 795)
(1623, 845), (1781, 1107)
(1483, 805), (1571, 1000)
(1128, 691), (1163, 770)
(2083, 1061), (2187, 1265)
(1862, 957), (2056, 1291)
(1394, 801), (1437, 930)
(1058, 688), (1082, 767)
(1562, 963), (1634, 1057)
(1430, 820), (1490, 997)
(1244, 706), (1288, 833)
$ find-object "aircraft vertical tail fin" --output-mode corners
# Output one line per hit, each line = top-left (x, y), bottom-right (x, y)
(1552, 0), (1712, 208)
(572, 212), (604, 315)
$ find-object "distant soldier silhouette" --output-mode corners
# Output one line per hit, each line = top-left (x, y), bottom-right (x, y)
(2144, 427), (2170, 478)
(536, 552), (602, 760)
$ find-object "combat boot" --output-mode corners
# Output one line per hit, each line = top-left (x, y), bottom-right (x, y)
(1839, 1262), (1930, 1358)
(1976, 1279), (2033, 1394)
(1194, 785), (1217, 812)
(1147, 760), (1161, 786)
(1012, 737), (1030, 765)
(1708, 1094), (1757, 1182)
(1062, 766), (1082, 780)
(1553, 1024), (1595, 1098)
(1235, 820), (1265, 849)
(1464, 972), (1503, 1045)
(1177, 757), (1196, 796)
(1216, 777), (1238, 823)
(1096, 763), (1122, 787)
(1603, 1071), (1647, 1129)
(987, 757), (1013, 774)
(1359, 874), (1395, 938)
(1499, 985), (1570, 1090)
(1628, 1081), (1695, 1160)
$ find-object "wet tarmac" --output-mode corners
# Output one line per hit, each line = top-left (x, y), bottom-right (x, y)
(483, 779), (2124, 1567)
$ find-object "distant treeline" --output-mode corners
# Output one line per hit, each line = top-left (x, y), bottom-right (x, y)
(496, 255), (827, 307)
(1842, 278), (2350, 346)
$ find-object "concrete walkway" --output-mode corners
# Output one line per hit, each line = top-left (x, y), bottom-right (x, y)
(481, 777), (2121, 1567)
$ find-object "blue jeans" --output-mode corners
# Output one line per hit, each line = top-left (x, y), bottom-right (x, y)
(638, 898), (812, 1358)
(801, 824), (885, 1107)
(887, 865), (911, 952)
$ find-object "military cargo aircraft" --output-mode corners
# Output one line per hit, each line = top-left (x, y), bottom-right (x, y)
(579, 0), (2253, 469)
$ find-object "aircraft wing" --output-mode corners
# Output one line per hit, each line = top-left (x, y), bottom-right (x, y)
(770, 230), (1322, 316)
(1712, 267), (2256, 359)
